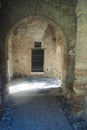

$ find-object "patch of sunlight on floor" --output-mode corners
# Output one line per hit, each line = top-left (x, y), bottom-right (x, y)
(8, 78), (62, 94)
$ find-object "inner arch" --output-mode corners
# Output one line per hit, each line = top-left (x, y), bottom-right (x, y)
(6, 16), (67, 93)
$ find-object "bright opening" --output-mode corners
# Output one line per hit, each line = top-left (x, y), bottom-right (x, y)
(8, 78), (62, 94)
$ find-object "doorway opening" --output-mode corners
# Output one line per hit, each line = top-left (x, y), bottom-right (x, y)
(31, 49), (44, 72)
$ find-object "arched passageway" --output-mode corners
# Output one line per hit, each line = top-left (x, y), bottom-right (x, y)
(1, 17), (74, 130)
(0, 0), (87, 127)
(6, 16), (67, 94)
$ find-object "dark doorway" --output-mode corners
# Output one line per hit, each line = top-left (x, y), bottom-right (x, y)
(31, 49), (44, 72)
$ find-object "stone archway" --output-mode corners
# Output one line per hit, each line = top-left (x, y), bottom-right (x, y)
(6, 16), (67, 92)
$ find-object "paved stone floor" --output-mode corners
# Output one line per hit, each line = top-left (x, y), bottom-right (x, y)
(1, 93), (73, 130)
(0, 78), (87, 130)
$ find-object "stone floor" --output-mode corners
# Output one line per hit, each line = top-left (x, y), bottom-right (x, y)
(1, 93), (73, 130)
(0, 78), (87, 130)
(1, 93), (87, 130)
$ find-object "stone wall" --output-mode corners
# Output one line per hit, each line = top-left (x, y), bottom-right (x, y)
(72, 0), (87, 117)
(7, 17), (66, 80)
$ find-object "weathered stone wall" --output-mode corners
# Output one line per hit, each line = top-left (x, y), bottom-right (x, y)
(72, 0), (87, 116)
(7, 17), (66, 79)
(0, 0), (77, 119)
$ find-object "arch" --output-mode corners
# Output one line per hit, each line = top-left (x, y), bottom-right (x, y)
(5, 16), (67, 92)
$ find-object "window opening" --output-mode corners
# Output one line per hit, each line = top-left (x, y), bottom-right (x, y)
(31, 49), (44, 72)
(34, 41), (42, 48)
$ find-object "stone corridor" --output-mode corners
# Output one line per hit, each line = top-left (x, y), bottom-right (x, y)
(0, 0), (87, 128)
